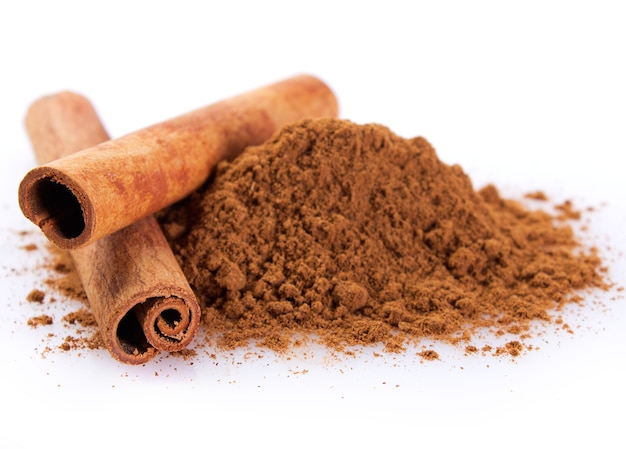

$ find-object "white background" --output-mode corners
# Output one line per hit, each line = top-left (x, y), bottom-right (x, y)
(1, 1), (625, 448)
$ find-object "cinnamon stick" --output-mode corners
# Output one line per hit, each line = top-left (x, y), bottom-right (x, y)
(18, 75), (338, 250)
(25, 92), (201, 364)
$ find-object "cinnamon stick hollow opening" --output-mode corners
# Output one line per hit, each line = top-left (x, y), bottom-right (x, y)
(115, 307), (153, 359)
(112, 295), (199, 364)
(18, 167), (92, 249)
(137, 296), (194, 349)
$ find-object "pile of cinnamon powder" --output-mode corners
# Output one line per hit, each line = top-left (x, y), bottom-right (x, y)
(156, 118), (608, 358)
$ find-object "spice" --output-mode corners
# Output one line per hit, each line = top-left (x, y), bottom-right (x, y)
(24, 92), (200, 364)
(23, 242), (104, 354)
(27, 315), (53, 327)
(158, 118), (607, 357)
(21, 75), (338, 364)
(19, 75), (338, 250)
(26, 289), (46, 303)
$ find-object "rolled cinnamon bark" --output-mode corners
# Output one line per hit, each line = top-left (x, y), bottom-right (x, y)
(25, 92), (201, 364)
(19, 74), (339, 250)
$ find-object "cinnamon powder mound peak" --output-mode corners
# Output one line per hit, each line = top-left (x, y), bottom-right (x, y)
(158, 118), (607, 356)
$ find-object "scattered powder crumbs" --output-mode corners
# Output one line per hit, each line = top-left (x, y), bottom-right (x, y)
(555, 200), (582, 221)
(27, 314), (53, 327)
(465, 345), (479, 354)
(58, 333), (103, 352)
(495, 341), (524, 357)
(42, 246), (88, 304)
(169, 348), (198, 361)
(21, 117), (620, 365)
(418, 350), (440, 361)
(19, 239), (104, 357)
(62, 308), (98, 327)
(26, 289), (45, 303)
(524, 191), (548, 201)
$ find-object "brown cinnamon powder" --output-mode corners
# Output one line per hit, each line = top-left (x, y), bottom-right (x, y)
(27, 314), (53, 327)
(155, 118), (608, 358)
(26, 289), (45, 303)
(23, 243), (104, 355)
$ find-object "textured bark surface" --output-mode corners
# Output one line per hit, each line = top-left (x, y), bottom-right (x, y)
(19, 75), (339, 250)
(24, 92), (200, 364)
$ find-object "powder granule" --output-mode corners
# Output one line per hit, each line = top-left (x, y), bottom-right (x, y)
(22, 241), (104, 355)
(26, 289), (46, 303)
(27, 314), (53, 327)
(158, 118), (607, 355)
